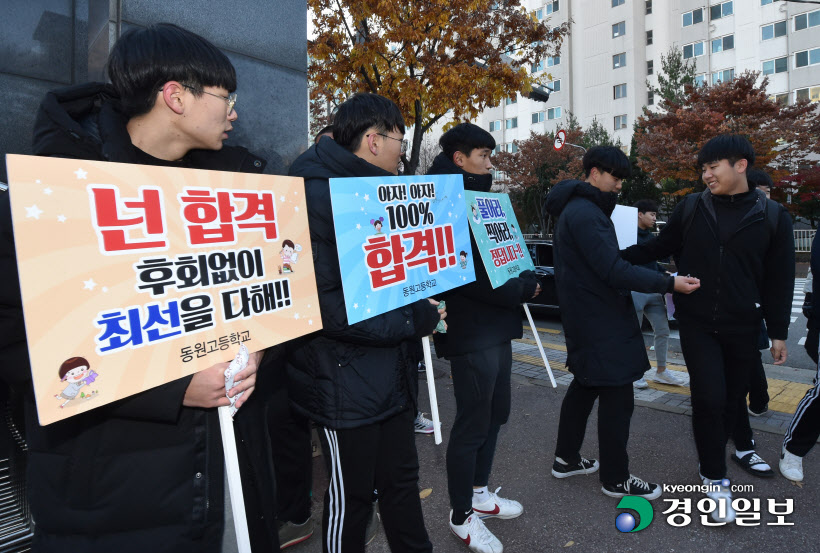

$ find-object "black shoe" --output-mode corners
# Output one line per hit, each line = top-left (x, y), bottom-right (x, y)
(551, 457), (600, 478)
(731, 451), (774, 478)
(601, 475), (662, 500)
(747, 403), (768, 417)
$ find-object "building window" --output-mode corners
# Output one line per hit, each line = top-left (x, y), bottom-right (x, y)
(612, 0), (624, 6)
(548, 79), (561, 92)
(493, 144), (503, 154)
(694, 74), (707, 87)
(711, 35), (734, 53)
(489, 120), (501, 132)
(763, 57), (788, 75)
(548, 106), (562, 120)
(505, 117), (518, 129)
(710, 1), (733, 20)
(762, 21), (787, 41)
(795, 48), (820, 68)
(613, 52), (627, 68)
(504, 143), (519, 153)
(614, 115), (628, 130)
(648, 91), (655, 105)
(683, 42), (705, 59)
(711, 68), (735, 85)
(612, 21), (626, 38)
(646, 30), (653, 45)
(771, 93), (789, 106)
(682, 8), (705, 27)
(546, 55), (560, 67)
(614, 83), (627, 99)
(532, 107), (562, 123)
(647, 60), (654, 74)
(646, 0), (652, 14)
(761, 0), (773, 4)
(795, 86), (820, 103)
(795, 10), (820, 31)
(531, 60), (544, 73)
(505, 96), (517, 105)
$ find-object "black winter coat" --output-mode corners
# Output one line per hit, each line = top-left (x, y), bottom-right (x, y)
(544, 180), (673, 386)
(0, 83), (278, 553)
(622, 188), (794, 339)
(286, 137), (440, 429)
(426, 153), (538, 358)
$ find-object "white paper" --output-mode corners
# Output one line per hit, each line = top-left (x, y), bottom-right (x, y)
(611, 205), (638, 249)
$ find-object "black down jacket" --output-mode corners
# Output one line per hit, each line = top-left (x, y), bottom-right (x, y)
(544, 180), (673, 386)
(286, 137), (440, 429)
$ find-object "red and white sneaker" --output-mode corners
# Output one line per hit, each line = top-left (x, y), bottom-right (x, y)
(449, 510), (503, 553)
(472, 487), (523, 520)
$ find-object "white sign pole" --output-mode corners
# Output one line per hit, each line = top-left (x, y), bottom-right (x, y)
(218, 407), (252, 553)
(523, 304), (557, 388)
(421, 336), (443, 445)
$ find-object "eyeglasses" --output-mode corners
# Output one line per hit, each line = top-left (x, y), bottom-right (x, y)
(183, 85), (237, 114)
(368, 133), (408, 155)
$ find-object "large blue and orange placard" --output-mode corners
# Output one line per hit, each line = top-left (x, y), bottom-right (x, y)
(464, 191), (535, 288)
(6, 154), (321, 425)
(329, 175), (476, 324)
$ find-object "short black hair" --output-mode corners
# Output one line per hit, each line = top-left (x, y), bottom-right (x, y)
(633, 199), (659, 214)
(746, 167), (773, 190)
(582, 146), (631, 179)
(439, 123), (496, 162)
(107, 23), (237, 118)
(696, 134), (755, 168)
(314, 125), (334, 144)
(332, 93), (405, 152)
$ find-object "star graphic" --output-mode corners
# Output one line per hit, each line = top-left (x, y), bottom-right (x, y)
(356, 223), (362, 230)
(355, 192), (359, 197)
(35, 180), (41, 184)
(102, 287), (109, 293)
(448, 212), (452, 217)
(366, 308), (371, 314)
(360, 207), (364, 211)
(458, 194), (462, 198)
(294, 313), (300, 320)
(25, 205), (43, 219)
(280, 196), (286, 202)
(308, 319), (313, 325)
(57, 215), (67, 223)
(74, 168), (88, 179)
(354, 303), (359, 309)
(43, 188), (53, 195)
(83, 279), (97, 290)
(294, 206), (299, 212)
(364, 194), (370, 201)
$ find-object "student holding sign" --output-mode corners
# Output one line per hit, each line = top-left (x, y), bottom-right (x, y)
(428, 123), (540, 553)
(287, 93), (444, 553)
(0, 24), (279, 552)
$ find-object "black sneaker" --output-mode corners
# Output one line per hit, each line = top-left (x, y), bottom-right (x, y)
(551, 456), (600, 478)
(601, 475), (662, 500)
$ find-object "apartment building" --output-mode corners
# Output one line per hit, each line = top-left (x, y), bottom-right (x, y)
(476, 0), (820, 165)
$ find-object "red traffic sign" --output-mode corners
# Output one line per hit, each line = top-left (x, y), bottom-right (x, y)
(554, 129), (567, 151)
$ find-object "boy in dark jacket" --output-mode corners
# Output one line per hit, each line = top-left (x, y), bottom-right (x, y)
(544, 146), (699, 502)
(287, 93), (443, 553)
(0, 24), (278, 552)
(622, 135), (794, 521)
(428, 123), (540, 553)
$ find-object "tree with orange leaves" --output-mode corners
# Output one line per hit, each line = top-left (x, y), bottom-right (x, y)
(308, 0), (567, 174)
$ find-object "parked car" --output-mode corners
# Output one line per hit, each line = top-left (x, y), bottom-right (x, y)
(524, 239), (559, 312)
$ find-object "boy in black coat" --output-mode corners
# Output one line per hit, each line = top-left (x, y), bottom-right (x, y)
(428, 123), (540, 553)
(622, 135), (794, 521)
(544, 146), (699, 501)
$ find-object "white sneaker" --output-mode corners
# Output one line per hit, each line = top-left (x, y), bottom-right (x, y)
(633, 378), (649, 389)
(780, 448), (804, 482)
(703, 478), (736, 523)
(472, 487), (523, 520)
(449, 510), (503, 553)
(654, 370), (684, 386)
(414, 412), (435, 434)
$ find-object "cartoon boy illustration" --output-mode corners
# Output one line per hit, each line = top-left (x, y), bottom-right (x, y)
(279, 239), (301, 274)
(459, 250), (468, 269)
(371, 216), (385, 234)
(471, 203), (481, 224)
(55, 357), (98, 408)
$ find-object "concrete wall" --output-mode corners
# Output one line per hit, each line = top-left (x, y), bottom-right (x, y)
(1, 0), (307, 181)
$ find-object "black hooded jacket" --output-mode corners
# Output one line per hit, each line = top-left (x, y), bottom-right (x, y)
(622, 188), (794, 338)
(426, 153), (538, 358)
(544, 180), (673, 386)
(285, 137), (440, 429)
(0, 83), (278, 553)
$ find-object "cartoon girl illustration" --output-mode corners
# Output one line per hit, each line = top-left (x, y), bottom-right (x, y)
(459, 250), (468, 269)
(370, 217), (385, 234)
(279, 239), (302, 274)
(55, 357), (98, 408)
(471, 203), (481, 224)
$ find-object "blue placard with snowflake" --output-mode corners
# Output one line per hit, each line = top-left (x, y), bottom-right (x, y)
(328, 175), (476, 324)
(464, 191), (535, 288)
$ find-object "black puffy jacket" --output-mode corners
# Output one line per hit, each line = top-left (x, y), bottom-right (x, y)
(285, 138), (440, 429)
(426, 153), (538, 358)
(544, 180), (673, 386)
(0, 83), (278, 553)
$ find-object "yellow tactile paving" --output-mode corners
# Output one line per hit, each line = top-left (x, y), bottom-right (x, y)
(513, 337), (814, 414)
